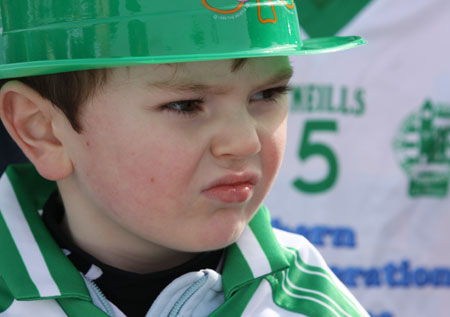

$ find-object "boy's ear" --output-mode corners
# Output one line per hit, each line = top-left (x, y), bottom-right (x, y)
(0, 80), (73, 180)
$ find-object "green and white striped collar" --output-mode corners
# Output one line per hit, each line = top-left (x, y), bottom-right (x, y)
(0, 164), (91, 302)
(0, 164), (289, 302)
(222, 205), (289, 298)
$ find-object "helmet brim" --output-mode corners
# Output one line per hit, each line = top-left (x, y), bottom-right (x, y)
(0, 36), (365, 79)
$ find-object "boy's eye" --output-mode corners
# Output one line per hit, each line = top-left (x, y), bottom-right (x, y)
(250, 86), (290, 102)
(162, 100), (203, 116)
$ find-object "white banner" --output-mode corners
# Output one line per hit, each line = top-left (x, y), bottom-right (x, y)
(265, 0), (450, 316)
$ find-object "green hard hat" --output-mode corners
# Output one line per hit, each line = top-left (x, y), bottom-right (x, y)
(0, 0), (365, 79)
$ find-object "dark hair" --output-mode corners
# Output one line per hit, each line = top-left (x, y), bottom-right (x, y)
(0, 69), (109, 133)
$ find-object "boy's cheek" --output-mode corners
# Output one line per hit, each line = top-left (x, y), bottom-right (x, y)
(82, 142), (197, 206)
(260, 123), (287, 185)
(265, 117), (287, 156)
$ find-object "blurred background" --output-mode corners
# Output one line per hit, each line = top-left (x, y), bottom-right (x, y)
(265, 0), (450, 316)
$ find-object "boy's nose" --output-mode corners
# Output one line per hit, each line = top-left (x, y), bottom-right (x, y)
(210, 112), (261, 161)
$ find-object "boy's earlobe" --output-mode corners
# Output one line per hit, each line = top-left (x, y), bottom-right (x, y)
(0, 81), (73, 180)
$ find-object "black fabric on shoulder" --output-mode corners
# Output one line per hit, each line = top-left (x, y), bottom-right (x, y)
(0, 122), (28, 174)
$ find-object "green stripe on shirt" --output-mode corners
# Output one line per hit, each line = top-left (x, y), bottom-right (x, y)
(285, 247), (362, 313)
(222, 242), (254, 299)
(0, 210), (41, 299)
(5, 165), (90, 300)
(0, 278), (14, 313)
(248, 206), (289, 273)
(266, 247), (365, 316)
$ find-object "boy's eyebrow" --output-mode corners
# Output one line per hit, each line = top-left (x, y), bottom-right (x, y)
(146, 67), (294, 93)
(259, 67), (294, 87)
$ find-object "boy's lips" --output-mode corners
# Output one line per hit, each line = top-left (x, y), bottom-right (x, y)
(202, 173), (259, 204)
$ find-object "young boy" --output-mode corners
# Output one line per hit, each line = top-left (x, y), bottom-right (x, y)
(0, 1), (367, 316)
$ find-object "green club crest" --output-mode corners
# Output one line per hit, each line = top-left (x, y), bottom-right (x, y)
(393, 100), (450, 197)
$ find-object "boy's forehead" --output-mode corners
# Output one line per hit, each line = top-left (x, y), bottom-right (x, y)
(120, 57), (293, 91)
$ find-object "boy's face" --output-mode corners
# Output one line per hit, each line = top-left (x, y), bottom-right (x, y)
(58, 57), (292, 259)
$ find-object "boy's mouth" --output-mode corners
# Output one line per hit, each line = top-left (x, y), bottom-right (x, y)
(202, 173), (259, 204)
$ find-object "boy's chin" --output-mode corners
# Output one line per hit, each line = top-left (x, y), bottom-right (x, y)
(181, 221), (248, 253)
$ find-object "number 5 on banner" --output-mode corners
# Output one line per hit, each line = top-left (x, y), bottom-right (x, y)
(293, 120), (338, 193)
